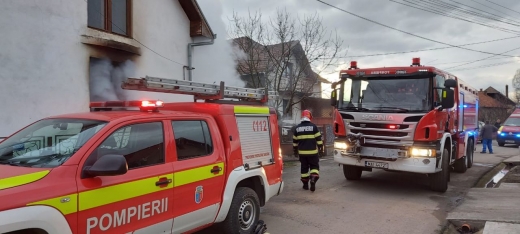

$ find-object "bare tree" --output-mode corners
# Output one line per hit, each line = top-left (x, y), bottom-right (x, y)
(229, 8), (345, 118)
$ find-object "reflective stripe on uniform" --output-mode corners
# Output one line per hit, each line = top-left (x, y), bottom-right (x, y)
(0, 170), (50, 190)
(310, 169), (319, 174)
(301, 173), (310, 177)
(295, 135), (316, 140)
(234, 106), (269, 114)
(317, 141), (323, 145)
(299, 149), (318, 155)
(26, 162), (225, 215)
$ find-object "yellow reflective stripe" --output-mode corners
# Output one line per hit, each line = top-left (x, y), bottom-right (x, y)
(0, 170), (50, 190)
(299, 149), (318, 154)
(296, 135), (316, 140)
(174, 162), (224, 187)
(293, 143), (298, 146)
(79, 173), (174, 211)
(314, 132), (321, 137)
(317, 141), (323, 145)
(28, 194), (78, 215)
(301, 173), (310, 177)
(293, 135), (297, 140)
(310, 169), (319, 174)
(234, 106), (269, 114)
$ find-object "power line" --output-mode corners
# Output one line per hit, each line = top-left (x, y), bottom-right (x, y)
(444, 45), (520, 70)
(82, 0), (187, 67)
(315, 0), (520, 57)
(485, 0), (520, 16)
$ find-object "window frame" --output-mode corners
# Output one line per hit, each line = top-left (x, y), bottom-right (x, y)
(84, 121), (166, 171)
(171, 120), (214, 161)
(87, 0), (133, 38)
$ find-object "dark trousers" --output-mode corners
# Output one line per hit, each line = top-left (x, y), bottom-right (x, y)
(482, 139), (493, 153)
(300, 154), (320, 182)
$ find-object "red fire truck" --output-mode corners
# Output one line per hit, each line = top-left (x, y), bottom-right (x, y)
(0, 77), (282, 234)
(330, 58), (479, 192)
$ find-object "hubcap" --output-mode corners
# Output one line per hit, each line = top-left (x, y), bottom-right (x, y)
(238, 199), (256, 230)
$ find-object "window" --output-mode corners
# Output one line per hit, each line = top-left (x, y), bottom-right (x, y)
(172, 121), (213, 160)
(87, 122), (165, 170)
(434, 74), (445, 105)
(87, 0), (131, 37)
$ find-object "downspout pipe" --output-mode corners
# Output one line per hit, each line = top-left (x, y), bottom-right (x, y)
(187, 34), (217, 81)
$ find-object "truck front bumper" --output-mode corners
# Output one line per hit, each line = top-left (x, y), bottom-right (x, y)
(333, 150), (438, 174)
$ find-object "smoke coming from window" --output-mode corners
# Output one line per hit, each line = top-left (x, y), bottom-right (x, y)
(89, 57), (136, 102)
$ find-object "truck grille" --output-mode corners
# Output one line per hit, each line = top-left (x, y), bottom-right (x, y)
(348, 121), (417, 147)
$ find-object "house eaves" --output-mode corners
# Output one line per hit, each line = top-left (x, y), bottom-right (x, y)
(179, 0), (215, 39)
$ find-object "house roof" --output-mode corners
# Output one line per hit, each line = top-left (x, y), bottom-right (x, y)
(482, 86), (516, 106)
(232, 37), (328, 83)
(179, 0), (214, 39)
(478, 91), (510, 108)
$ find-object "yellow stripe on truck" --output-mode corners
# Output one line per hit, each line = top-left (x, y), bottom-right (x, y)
(28, 194), (78, 215)
(79, 173), (175, 211)
(0, 170), (50, 190)
(234, 106), (269, 114)
(25, 163), (225, 213)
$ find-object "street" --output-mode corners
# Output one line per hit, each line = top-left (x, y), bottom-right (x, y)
(198, 142), (518, 234)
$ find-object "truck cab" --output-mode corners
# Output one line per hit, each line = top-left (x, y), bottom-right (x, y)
(0, 78), (284, 234)
(330, 58), (478, 192)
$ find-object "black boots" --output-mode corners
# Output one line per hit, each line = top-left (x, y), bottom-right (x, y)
(309, 174), (319, 192)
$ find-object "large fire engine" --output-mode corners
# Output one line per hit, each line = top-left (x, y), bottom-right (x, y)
(0, 77), (283, 234)
(330, 58), (479, 192)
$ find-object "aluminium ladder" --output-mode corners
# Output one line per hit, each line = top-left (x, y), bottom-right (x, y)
(122, 76), (278, 103)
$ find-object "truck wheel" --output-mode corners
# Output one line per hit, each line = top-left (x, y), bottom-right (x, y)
(429, 148), (449, 193)
(219, 187), (261, 234)
(467, 139), (474, 169)
(453, 149), (468, 173)
(343, 165), (362, 180)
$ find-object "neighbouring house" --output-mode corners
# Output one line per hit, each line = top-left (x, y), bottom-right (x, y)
(232, 36), (334, 156)
(478, 85), (516, 123)
(0, 0), (218, 136)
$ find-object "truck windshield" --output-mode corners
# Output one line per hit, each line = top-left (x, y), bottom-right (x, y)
(504, 118), (520, 126)
(0, 118), (107, 168)
(339, 76), (431, 112)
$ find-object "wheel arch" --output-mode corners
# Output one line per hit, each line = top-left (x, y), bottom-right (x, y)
(437, 133), (452, 169)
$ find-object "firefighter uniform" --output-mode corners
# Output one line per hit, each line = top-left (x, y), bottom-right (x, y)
(292, 110), (324, 192)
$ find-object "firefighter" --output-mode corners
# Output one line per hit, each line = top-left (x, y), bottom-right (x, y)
(292, 110), (324, 192)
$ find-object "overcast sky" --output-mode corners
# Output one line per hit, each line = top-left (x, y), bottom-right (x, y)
(201, 0), (520, 99)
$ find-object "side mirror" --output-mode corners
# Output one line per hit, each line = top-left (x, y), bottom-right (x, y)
(444, 79), (457, 88)
(330, 89), (338, 107)
(441, 88), (455, 109)
(84, 154), (128, 178)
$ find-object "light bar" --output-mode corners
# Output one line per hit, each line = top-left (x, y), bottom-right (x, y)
(90, 100), (164, 112)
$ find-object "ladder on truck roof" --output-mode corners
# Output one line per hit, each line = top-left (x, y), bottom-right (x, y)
(122, 76), (278, 104)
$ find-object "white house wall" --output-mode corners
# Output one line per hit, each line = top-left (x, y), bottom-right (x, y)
(0, 0), (206, 136)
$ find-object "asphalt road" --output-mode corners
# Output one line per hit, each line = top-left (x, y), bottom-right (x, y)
(197, 142), (518, 234)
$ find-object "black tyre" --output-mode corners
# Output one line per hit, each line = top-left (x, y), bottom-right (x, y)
(430, 148), (449, 193)
(453, 147), (468, 173)
(467, 139), (474, 169)
(343, 165), (362, 180)
(498, 141), (505, 147)
(219, 187), (261, 234)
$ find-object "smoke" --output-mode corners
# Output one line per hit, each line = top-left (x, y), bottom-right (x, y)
(192, 0), (246, 87)
(89, 58), (136, 101)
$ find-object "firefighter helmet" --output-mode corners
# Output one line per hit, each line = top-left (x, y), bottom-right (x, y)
(302, 109), (313, 121)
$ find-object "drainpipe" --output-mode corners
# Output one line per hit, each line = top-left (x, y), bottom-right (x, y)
(187, 34), (217, 81)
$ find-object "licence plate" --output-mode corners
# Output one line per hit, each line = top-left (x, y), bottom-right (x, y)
(506, 140), (515, 143)
(365, 161), (389, 169)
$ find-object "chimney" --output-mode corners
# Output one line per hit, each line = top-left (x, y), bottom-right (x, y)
(480, 88), (483, 92)
(506, 85), (509, 98)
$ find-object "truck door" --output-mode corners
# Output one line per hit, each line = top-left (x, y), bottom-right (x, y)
(76, 120), (174, 234)
(170, 118), (226, 233)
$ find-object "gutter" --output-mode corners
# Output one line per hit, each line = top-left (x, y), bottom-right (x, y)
(187, 34), (217, 81)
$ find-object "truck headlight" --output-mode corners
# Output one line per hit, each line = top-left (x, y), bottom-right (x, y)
(410, 148), (435, 157)
(334, 141), (348, 150)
